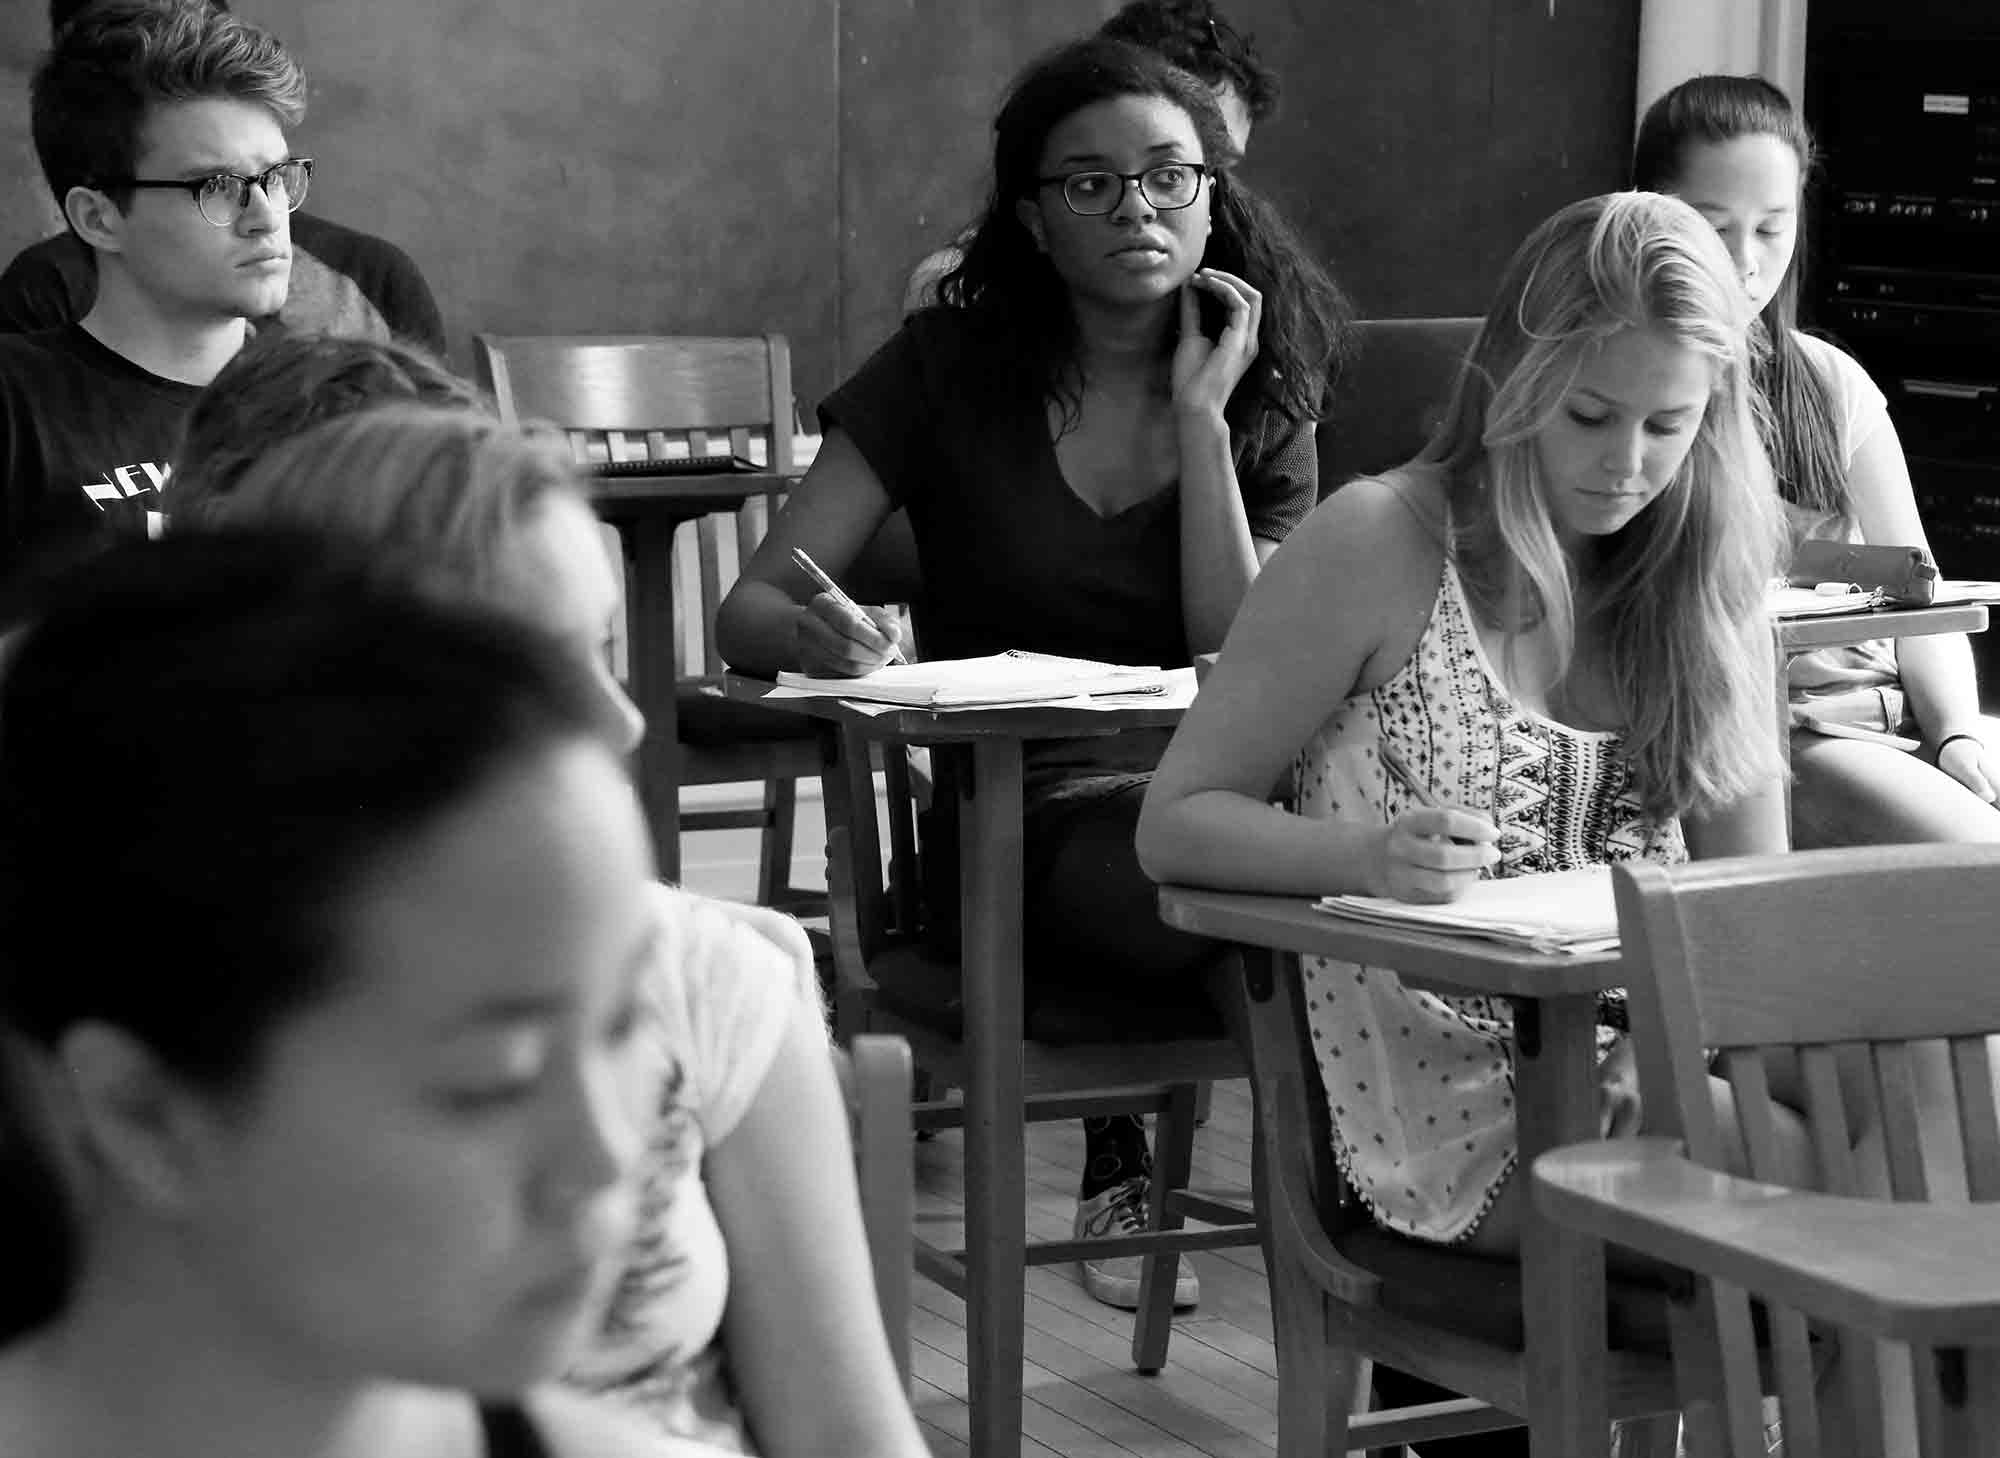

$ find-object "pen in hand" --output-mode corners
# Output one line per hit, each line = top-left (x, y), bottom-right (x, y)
(1379, 742), (1487, 846)
(790, 547), (909, 666)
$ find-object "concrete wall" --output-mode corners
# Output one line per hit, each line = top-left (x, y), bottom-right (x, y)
(0, 0), (1638, 413)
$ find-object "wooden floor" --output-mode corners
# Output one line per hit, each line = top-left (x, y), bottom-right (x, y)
(904, 1084), (1275, 1458)
(681, 789), (1279, 1458)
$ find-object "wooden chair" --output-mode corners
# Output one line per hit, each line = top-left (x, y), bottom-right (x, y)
(815, 708), (1259, 1456)
(1224, 937), (1685, 1455)
(1535, 846), (2000, 1457)
(473, 332), (820, 906)
(837, 1031), (916, 1386)
(1317, 316), (1481, 497)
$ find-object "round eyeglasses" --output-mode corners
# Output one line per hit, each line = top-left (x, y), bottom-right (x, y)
(101, 158), (314, 228)
(1035, 162), (1210, 217)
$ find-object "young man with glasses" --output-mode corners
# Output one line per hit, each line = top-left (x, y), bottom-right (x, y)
(0, 1), (444, 356)
(0, 1), (307, 588)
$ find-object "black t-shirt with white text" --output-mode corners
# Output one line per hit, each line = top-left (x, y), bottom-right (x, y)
(0, 325), (200, 589)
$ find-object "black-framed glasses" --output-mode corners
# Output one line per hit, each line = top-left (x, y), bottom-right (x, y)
(1035, 162), (1210, 217)
(99, 157), (313, 227)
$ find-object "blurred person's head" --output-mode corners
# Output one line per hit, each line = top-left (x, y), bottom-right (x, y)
(1097, 0), (1278, 152)
(178, 405), (645, 754)
(177, 332), (489, 503)
(0, 531), (653, 1388)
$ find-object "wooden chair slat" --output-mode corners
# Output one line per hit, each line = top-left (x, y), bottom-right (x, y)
(693, 517), (728, 678)
(1715, 1280), (1773, 1457)
(1872, 1041), (1932, 1202)
(1948, 1034), (2000, 1201)
(1799, 1044), (1860, 1195)
(1770, 1305), (1821, 1458)
(1718, 1048), (1785, 1182)
(1960, 1348), (2000, 1454)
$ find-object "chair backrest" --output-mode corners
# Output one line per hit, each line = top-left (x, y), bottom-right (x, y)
(1615, 845), (2000, 1456)
(474, 333), (795, 475)
(835, 1032), (915, 1387)
(472, 333), (795, 678)
(1316, 316), (1481, 497)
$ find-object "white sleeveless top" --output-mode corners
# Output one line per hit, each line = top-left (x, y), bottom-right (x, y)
(1292, 544), (1684, 1242)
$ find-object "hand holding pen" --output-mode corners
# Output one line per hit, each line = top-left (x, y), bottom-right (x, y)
(1375, 741), (1500, 903)
(791, 546), (909, 674)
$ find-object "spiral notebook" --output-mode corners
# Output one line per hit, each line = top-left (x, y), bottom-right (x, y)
(1314, 865), (1620, 955)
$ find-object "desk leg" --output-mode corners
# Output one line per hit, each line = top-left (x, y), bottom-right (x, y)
(1515, 994), (1610, 1457)
(624, 515), (686, 883)
(961, 739), (1028, 1458)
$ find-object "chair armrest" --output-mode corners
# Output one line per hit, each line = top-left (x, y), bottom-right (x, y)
(1255, 1068), (1386, 1305)
(1532, 1136), (2000, 1347)
(837, 1034), (914, 1387)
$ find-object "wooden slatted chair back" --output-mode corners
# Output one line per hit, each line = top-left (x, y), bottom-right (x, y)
(1615, 845), (2000, 1457)
(475, 333), (795, 476)
(473, 333), (795, 681)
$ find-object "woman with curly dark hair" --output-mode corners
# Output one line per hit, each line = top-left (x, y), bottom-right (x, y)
(904, 0), (1279, 312)
(720, 35), (1347, 1313)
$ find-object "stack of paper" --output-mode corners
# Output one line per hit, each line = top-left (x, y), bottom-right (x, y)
(1313, 865), (1620, 955)
(1768, 583), (1881, 618)
(774, 650), (1168, 708)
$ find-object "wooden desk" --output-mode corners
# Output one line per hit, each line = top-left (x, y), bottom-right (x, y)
(1155, 885), (1627, 1457)
(723, 677), (1186, 1458)
(590, 471), (791, 878)
(1775, 600), (1987, 656)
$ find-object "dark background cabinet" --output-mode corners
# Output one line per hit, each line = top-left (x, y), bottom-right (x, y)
(1803, 0), (2000, 575)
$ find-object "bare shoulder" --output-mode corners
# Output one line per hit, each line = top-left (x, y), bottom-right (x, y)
(526, 1386), (724, 1458)
(1268, 465), (1449, 604)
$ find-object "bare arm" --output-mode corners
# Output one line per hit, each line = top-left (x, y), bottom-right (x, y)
(714, 428), (904, 678)
(1138, 478), (1499, 901)
(1172, 272), (1266, 652)
(706, 996), (927, 1458)
(1844, 415), (1996, 797)
(1682, 777), (1790, 859)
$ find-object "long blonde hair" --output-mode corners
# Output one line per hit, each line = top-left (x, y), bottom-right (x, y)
(1422, 190), (1784, 818)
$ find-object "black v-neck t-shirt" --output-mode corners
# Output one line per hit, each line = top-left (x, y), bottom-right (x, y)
(820, 306), (1316, 676)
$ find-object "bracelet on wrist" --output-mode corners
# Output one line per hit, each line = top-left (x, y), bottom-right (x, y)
(1933, 732), (1981, 766)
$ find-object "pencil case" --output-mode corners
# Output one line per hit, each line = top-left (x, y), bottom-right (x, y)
(1786, 539), (1938, 608)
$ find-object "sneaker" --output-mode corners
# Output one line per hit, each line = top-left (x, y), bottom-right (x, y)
(1072, 1176), (1200, 1311)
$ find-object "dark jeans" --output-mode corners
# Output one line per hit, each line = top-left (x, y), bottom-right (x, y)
(921, 750), (1220, 998)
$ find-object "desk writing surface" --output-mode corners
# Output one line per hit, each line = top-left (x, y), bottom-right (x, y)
(1776, 601), (1987, 653)
(1157, 884), (1625, 999)
(721, 672), (1186, 743)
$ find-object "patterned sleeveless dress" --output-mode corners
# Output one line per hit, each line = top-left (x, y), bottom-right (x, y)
(1293, 550), (1685, 1243)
